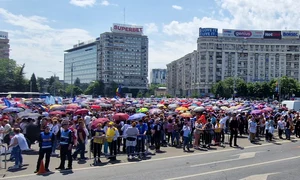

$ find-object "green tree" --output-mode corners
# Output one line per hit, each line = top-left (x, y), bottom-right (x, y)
(74, 77), (81, 87)
(65, 85), (83, 96)
(37, 77), (47, 93)
(14, 63), (28, 92)
(84, 80), (105, 97)
(29, 73), (39, 92)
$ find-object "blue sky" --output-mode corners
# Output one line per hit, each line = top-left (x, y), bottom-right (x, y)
(0, 0), (299, 80)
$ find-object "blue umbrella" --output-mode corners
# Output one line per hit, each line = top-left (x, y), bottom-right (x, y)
(128, 113), (146, 120)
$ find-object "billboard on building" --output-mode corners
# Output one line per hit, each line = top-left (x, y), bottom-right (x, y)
(0, 31), (8, 39)
(282, 30), (299, 39)
(199, 28), (218, 37)
(222, 29), (264, 38)
(112, 24), (143, 35)
(264, 31), (282, 39)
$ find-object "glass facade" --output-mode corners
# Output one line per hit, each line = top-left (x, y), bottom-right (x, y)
(98, 32), (148, 89)
(64, 43), (97, 84)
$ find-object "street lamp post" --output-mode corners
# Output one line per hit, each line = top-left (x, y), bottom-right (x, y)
(70, 62), (74, 98)
(48, 71), (62, 96)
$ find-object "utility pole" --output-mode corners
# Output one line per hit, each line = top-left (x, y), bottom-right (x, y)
(71, 62), (74, 98)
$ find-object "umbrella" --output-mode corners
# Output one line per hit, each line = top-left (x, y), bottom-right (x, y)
(91, 118), (109, 129)
(113, 113), (129, 121)
(50, 104), (64, 111)
(193, 106), (205, 113)
(175, 107), (188, 112)
(180, 112), (193, 118)
(75, 108), (89, 115)
(99, 103), (113, 108)
(49, 111), (66, 115)
(91, 105), (101, 110)
(212, 106), (220, 111)
(66, 103), (80, 109)
(263, 107), (273, 112)
(115, 103), (123, 107)
(17, 112), (40, 119)
(2, 107), (24, 113)
(251, 110), (262, 115)
(137, 107), (149, 113)
(149, 108), (162, 115)
(128, 113), (147, 120)
(168, 104), (178, 109)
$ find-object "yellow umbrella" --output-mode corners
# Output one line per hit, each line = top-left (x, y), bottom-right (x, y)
(176, 107), (188, 111)
(50, 104), (63, 110)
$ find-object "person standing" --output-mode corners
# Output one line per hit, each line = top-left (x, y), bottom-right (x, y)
(277, 117), (285, 139)
(152, 119), (162, 152)
(106, 122), (119, 161)
(136, 120), (147, 157)
(56, 121), (73, 170)
(182, 122), (191, 152)
(8, 128), (29, 170)
(51, 119), (59, 155)
(72, 121), (87, 160)
(92, 123), (105, 164)
(34, 125), (54, 173)
(248, 117), (257, 143)
(229, 113), (238, 147)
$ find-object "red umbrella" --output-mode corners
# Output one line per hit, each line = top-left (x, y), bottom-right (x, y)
(115, 103), (123, 107)
(91, 118), (109, 129)
(65, 109), (76, 113)
(113, 113), (129, 121)
(66, 103), (80, 109)
(49, 111), (66, 115)
(91, 105), (101, 110)
(75, 108), (89, 115)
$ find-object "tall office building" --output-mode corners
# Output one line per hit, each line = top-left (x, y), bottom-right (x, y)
(64, 24), (148, 91)
(150, 69), (167, 85)
(0, 31), (9, 59)
(64, 39), (98, 84)
(167, 28), (300, 97)
(98, 24), (148, 90)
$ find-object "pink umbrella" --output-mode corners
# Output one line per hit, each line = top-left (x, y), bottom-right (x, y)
(75, 108), (89, 115)
(91, 118), (109, 129)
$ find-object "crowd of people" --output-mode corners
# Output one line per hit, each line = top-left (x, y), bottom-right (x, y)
(0, 98), (299, 173)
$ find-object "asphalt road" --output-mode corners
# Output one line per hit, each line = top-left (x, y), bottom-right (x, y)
(2, 139), (300, 180)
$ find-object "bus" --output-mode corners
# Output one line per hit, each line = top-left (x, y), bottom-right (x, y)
(0, 92), (50, 98)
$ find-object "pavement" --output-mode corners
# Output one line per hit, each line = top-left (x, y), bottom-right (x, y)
(0, 134), (300, 180)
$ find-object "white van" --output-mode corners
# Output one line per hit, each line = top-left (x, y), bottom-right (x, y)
(281, 100), (300, 111)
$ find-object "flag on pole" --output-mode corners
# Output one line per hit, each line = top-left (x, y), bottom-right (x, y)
(275, 81), (278, 92)
(116, 85), (121, 97)
(3, 98), (11, 107)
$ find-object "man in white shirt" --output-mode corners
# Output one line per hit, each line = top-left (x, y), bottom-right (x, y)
(51, 120), (60, 155)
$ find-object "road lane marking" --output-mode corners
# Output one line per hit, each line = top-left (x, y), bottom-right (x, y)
(2, 140), (294, 179)
(191, 152), (256, 167)
(165, 155), (300, 180)
(239, 173), (278, 180)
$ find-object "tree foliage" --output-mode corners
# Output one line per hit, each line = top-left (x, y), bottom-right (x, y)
(212, 76), (300, 99)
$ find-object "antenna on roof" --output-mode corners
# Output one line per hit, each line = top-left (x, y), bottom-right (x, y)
(124, 8), (126, 25)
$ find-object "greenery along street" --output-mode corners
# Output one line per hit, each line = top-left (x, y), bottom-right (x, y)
(212, 77), (299, 99)
(0, 59), (167, 97)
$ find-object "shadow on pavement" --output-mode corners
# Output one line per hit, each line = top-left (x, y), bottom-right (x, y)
(59, 169), (74, 175)
(90, 162), (109, 166)
(37, 172), (55, 176)
(7, 167), (27, 172)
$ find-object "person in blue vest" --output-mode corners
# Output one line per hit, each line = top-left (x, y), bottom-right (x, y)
(34, 125), (55, 173)
(56, 121), (73, 170)
(136, 119), (148, 158)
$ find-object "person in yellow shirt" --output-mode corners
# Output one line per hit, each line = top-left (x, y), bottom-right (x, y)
(106, 122), (119, 161)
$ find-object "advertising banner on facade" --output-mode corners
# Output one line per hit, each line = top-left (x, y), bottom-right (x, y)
(112, 24), (143, 35)
(264, 31), (282, 39)
(282, 30), (299, 39)
(199, 28), (218, 37)
(222, 29), (264, 38)
(0, 31), (8, 39)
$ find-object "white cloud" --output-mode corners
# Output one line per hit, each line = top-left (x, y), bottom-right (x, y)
(101, 0), (118, 6)
(0, 8), (94, 79)
(152, 0), (300, 71)
(69, 0), (96, 7)
(172, 5), (183, 10)
(144, 23), (159, 34)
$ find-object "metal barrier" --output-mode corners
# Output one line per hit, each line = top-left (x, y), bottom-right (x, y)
(0, 144), (7, 169)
